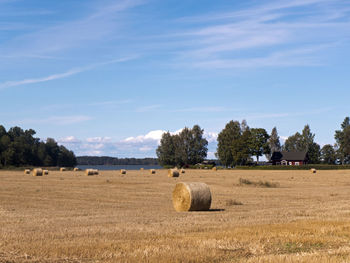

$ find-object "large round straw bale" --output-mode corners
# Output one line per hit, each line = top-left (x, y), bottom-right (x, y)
(43, 170), (49, 175)
(120, 169), (126, 174)
(310, 168), (316, 174)
(168, 169), (179, 177)
(73, 167), (80, 171)
(172, 182), (212, 212)
(93, 169), (99, 175)
(140, 168), (144, 171)
(60, 167), (66, 172)
(24, 169), (30, 174)
(180, 169), (185, 174)
(150, 169), (156, 174)
(33, 168), (43, 176)
(212, 167), (217, 171)
(85, 169), (94, 176)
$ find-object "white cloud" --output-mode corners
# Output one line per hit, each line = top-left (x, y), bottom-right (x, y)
(58, 128), (219, 157)
(0, 56), (137, 90)
(15, 115), (92, 125)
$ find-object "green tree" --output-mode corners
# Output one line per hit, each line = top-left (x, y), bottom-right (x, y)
(321, 144), (336, 164)
(335, 117), (350, 164)
(249, 128), (270, 163)
(216, 121), (241, 167)
(284, 125), (320, 163)
(266, 127), (281, 160)
(156, 132), (176, 166)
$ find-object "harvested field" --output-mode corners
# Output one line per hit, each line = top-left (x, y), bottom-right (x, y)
(1, 169), (350, 262)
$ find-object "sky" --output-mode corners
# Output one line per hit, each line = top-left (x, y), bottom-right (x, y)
(0, 0), (349, 159)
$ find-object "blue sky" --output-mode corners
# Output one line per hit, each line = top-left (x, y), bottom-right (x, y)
(0, 0), (349, 158)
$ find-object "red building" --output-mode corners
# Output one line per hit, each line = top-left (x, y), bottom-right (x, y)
(270, 151), (308, 166)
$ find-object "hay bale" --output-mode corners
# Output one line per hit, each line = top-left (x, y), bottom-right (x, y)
(310, 168), (317, 174)
(180, 169), (185, 174)
(140, 168), (144, 171)
(168, 169), (179, 177)
(60, 167), (66, 172)
(172, 182), (212, 212)
(85, 169), (94, 176)
(73, 167), (80, 171)
(93, 169), (99, 175)
(212, 167), (217, 171)
(120, 169), (126, 174)
(43, 170), (49, 175)
(24, 169), (30, 174)
(32, 168), (43, 176)
(150, 169), (156, 174)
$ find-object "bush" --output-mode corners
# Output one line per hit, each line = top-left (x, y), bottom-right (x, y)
(235, 164), (350, 170)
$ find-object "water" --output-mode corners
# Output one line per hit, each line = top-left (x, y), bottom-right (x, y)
(77, 165), (162, 171)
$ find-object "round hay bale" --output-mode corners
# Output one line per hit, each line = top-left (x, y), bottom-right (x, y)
(212, 167), (217, 171)
(180, 169), (185, 174)
(73, 167), (80, 171)
(93, 169), (99, 175)
(32, 168), (43, 176)
(168, 169), (179, 177)
(172, 182), (212, 212)
(140, 168), (144, 171)
(60, 167), (66, 172)
(43, 170), (49, 175)
(150, 169), (156, 174)
(85, 169), (94, 176)
(310, 168), (317, 174)
(120, 169), (126, 174)
(24, 169), (30, 175)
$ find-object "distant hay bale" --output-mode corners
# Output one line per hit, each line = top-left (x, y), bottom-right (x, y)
(180, 169), (185, 174)
(168, 169), (179, 178)
(85, 169), (94, 176)
(140, 168), (144, 171)
(60, 167), (66, 172)
(24, 169), (30, 174)
(93, 169), (99, 175)
(32, 168), (43, 176)
(172, 182), (212, 212)
(43, 170), (49, 175)
(150, 169), (156, 174)
(212, 167), (217, 171)
(310, 168), (317, 174)
(73, 168), (80, 171)
(120, 169), (126, 174)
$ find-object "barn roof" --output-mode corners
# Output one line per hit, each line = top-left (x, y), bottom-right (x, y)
(270, 151), (308, 161)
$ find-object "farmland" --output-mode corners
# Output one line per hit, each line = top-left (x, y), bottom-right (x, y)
(1, 169), (350, 262)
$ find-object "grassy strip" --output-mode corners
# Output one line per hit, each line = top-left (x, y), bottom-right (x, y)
(235, 164), (350, 170)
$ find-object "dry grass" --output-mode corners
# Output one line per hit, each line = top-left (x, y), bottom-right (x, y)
(2, 169), (350, 262)
(239, 177), (280, 188)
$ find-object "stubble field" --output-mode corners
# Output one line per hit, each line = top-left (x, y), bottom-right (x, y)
(2, 169), (350, 262)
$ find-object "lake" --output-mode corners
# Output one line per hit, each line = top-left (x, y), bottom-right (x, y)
(77, 165), (163, 171)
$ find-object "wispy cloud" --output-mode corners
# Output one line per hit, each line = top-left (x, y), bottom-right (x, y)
(0, 56), (137, 90)
(135, 104), (163, 112)
(14, 115), (92, 126)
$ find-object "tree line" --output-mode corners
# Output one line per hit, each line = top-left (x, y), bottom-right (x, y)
(157, 117), (350, 167)
(77, 156), (159, 165)
(0, 125), (77, 168)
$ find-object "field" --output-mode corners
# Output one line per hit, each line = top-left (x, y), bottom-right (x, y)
(2, 169), (350, 262)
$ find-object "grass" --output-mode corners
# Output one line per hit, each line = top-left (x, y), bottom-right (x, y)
(239, 177), (279, 187)
(2, 169), (350, 262)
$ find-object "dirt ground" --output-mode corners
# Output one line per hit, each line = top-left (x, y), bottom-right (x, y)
(1, 169), (350, 262)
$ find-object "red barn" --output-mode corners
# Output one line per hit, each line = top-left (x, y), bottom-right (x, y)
(270, 151), (308, 166)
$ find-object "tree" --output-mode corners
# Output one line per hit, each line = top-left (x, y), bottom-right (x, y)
(284, 125), (320, 163)
(249, 128), (270, 163)
(156, 132), (176, 166)
(156, 125), (208, 167)
(321, 144), (336, 164)
(335, 117), (350, 164)
(216, 121), (241, 167)
(266, 127), (281, 160)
